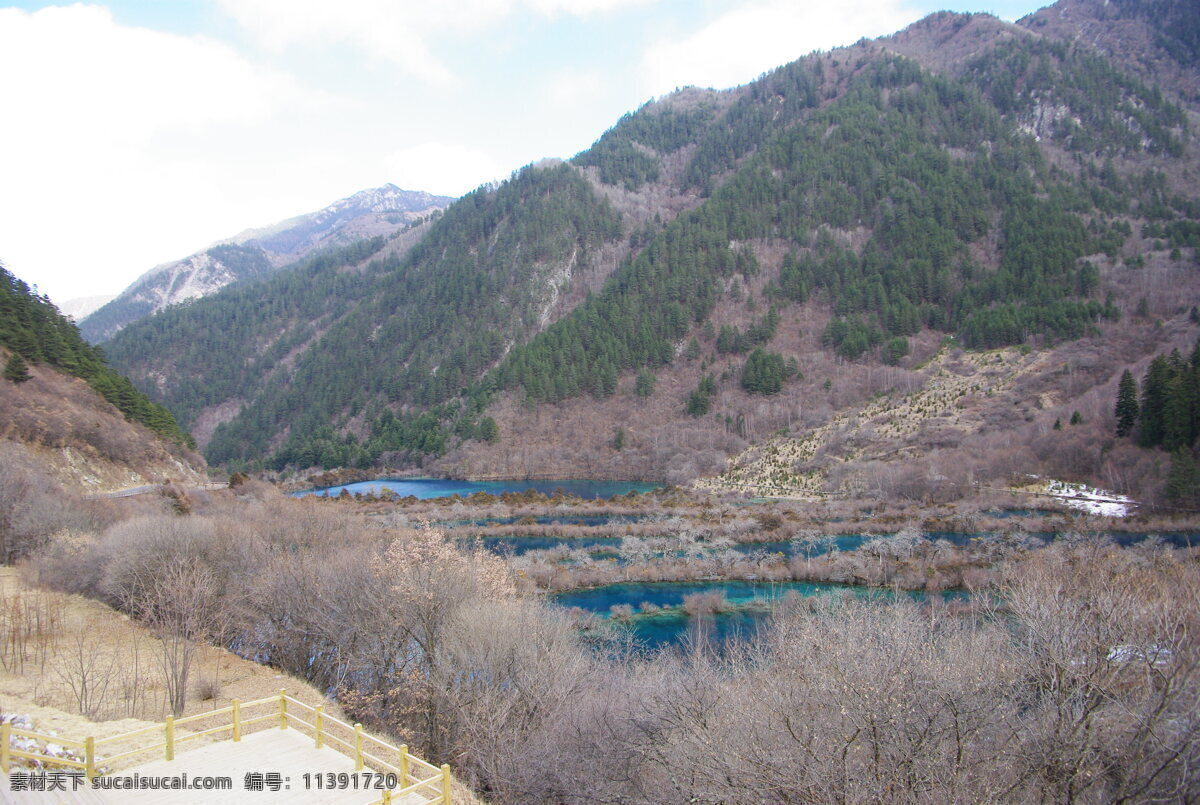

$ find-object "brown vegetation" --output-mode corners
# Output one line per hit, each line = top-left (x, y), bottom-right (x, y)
(0, 567), (330, 731)
(0, 356), (206, 492)
(18, 470), (1200, 804)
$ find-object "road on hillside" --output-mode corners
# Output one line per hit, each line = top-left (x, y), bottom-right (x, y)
(86, 482), (227, 499)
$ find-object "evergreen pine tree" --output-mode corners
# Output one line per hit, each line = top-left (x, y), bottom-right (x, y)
(1139, 356), (1173, 447)
(686, 390), (711, 417)
(3, 353), (31, 383)
(741, 348), (785, 394)
(1162, 375), (1193, 450)
(634, 370), (656, 398)
(478, 416), (499, 443)
(1115, 369), (1138, 437)
(612, 427), (625, 451)
(1166, 449), (1200, 507)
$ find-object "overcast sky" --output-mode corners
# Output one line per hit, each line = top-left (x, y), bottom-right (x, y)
(1, 0), (1044, 304)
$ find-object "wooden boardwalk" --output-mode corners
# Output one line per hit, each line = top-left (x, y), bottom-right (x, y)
(2, 730), (431, 805)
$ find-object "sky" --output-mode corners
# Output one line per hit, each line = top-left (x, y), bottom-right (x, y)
(0, 0), (1046, 305)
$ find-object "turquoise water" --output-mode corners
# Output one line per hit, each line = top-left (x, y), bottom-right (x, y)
(555, 580), (967, 649)
(473, 531), (1200, 562)
(294, 478), (662, 500)
(460, 535), (622, 556)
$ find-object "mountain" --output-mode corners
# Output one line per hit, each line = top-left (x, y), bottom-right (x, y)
(58, 294), (115, 321)
(79, 185), (454, 343)
(1020, 0), (1200, 100)
(102, 165), (620, 455)
(101, 0), (1200, 504)
(0, 263), (205, 490)
(225, 184), (454, 260)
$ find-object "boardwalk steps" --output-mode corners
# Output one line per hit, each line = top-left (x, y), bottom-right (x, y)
(1, 691), (449, 804)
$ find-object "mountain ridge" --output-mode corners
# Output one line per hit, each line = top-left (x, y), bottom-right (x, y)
(79, 184), (454, 343)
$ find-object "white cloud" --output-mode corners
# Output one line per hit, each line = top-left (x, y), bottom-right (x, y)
(0, 5), (312, 145)
(528, 0), (656, 16)
(0, 5), (347, 300)
(215, 0), (657, 86)
(385, 143), (509, 197)
(214, 0), (477, 86)
(640, 0), (923, 98)
(544, 69), (609, 109)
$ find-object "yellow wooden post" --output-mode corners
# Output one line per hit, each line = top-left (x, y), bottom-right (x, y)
(2, 721), (11, 773)
(399, 744), (409, 786)
(441, 763), (452, 804)
(84, 736), (96, 781)
(314, 705), (324, 749)
(353, 723), (364, 771)
(381, 791), (392, 805)
(232, 699), (241, 742)
(165, 716), (175, 761)
(278, 689), (287, 729)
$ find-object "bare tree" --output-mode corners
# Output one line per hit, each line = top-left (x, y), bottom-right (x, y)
(132, 560), (221, 717)
(50, 619), (119, 719)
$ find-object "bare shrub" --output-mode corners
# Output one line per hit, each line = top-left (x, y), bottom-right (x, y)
(0, 442), (88, 563)
(996, 543), (1200, 802)
(609, 604), (634, 618)
(21, 486), (1199, 804)
(50, 619), (119, 719)
(115, 636), (157, 719)
(96, 514), (258, 610)
(24, 530), (105, 596)
(682, 590), (729, 615)
(0, 586), (62, 674)
(194, 675), (221, 702)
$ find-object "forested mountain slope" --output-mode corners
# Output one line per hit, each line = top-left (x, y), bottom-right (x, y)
(104, 164), (622, 463)
(103, 1), (1200, 504)
(1020, 0), (1200, 101)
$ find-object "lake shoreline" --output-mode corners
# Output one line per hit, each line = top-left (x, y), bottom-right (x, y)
(283, 469), (669, 494)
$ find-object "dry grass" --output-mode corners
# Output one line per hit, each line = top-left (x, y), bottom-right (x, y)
(697, 345), (1038, 498)
(0, 350), (206, 493)
(0, 566), (334, 758)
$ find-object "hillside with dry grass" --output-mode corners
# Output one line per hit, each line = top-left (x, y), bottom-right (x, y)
(0, 567), (330, 739)
(0, 349), (206, 493)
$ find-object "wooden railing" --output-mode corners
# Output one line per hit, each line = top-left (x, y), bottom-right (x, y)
(1, 690), (451, 803)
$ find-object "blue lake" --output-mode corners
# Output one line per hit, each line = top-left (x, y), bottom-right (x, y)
(554, 580), (968, 649)
(294, 478), (662, 500)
